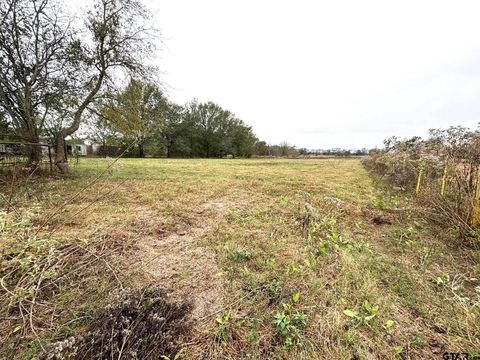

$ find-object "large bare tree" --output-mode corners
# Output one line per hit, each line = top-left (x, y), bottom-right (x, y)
(0, 0), (157, 172)
(0, 0), (73, 165)
(54, 0), (157, 172)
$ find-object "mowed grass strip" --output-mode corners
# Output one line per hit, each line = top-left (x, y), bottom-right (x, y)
(1, 158), (478, 359)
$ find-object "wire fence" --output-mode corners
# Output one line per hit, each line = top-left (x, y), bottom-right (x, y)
(0, 142), (53, 173)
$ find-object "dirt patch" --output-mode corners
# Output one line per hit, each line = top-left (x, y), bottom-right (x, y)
(133, 195), (240, 320)
(371, 215), (393, 225)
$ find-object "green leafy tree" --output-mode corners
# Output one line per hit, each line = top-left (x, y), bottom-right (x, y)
(229, 119), (257, 157)
(254, 141), (269, 156)
(183, 101), (256, 158)
(187, 101), (231, 158)
(159, 103), (186, 158)
(101, 79), (167, 157)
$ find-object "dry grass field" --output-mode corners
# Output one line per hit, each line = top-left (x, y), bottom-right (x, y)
(1, 158), (479, 359)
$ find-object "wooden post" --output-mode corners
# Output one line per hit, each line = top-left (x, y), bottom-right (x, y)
(471, 167), (480, 226)
(416, 162), (424, 195)
(441, 160), (448, 196)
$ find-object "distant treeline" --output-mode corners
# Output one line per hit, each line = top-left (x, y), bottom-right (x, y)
(253, 142), (371, 157)
(74, 79), (373, 158)
(0, 78), (373, 159)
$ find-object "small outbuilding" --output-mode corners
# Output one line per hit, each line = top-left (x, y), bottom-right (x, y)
(66, 143), (88, 156)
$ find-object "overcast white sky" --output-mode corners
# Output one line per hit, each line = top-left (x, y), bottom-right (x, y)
(145, 0), (480, 149)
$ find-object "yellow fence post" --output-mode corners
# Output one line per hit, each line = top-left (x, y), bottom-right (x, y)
(472, 167), (480, 226)
(441, 160), (448, 196)
(416, 162), (424, 195)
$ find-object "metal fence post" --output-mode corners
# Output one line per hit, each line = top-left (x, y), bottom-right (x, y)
(48, 145), (53, 173)
(440, 159), (448, 196)
(416, 162), (424, 195)
(472, 167), (480, 226)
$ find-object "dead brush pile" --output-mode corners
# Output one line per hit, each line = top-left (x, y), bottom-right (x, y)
(363, 126), (480, 244)
(36, 288), (193, 360)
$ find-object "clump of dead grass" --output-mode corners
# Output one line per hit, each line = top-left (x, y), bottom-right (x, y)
(299, 203), (318, 235)
(36, 287), (193, 360)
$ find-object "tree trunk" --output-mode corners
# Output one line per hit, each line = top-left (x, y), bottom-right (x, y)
(139, 143), (144, 158)
(54, 63), (106, 173)
(26, 144), (42, 168)
(54, 131), (69, 174)
(23, 130), (42, 169)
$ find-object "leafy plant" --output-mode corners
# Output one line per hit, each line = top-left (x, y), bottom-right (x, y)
(362, 300), (379, 322)
(371, 193), (387, 209)
(383, 319), (394, 331)
(215, 310), (233, 344)
(343, 310), (359, 319)
(343, 300), (379, 327)
(316, 240), (329, 256)
(228, 249), (252, 262)
(394, 346), (404, 356)
(309, 214), (370, 254)
(264, 281), (282, 302)
(273, 303), (307, 349)
(435, 274), (449, 287)
(292, 292), (300, 303)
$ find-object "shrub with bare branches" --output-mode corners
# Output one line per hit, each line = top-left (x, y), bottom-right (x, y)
(363, 126), (480, 242)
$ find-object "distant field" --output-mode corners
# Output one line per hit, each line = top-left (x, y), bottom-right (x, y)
(1, 158), (479, 359)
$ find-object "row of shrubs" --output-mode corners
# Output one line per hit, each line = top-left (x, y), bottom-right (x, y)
(362, 126), (480, 243)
